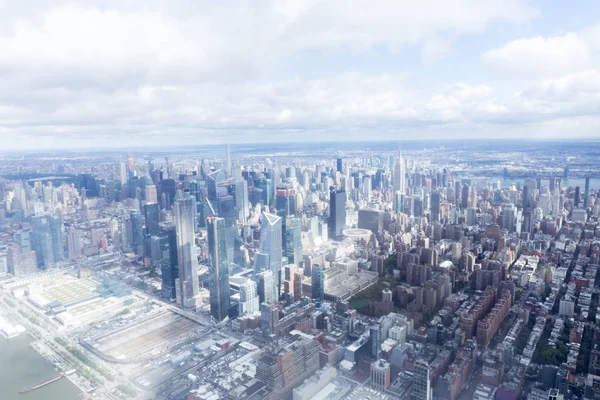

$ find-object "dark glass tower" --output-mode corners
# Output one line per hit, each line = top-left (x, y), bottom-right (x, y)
(144, 203), (160, 236)
(207, 216), (230, 321)
(311, 264), (325, 302)
(328, 187), (346, 239)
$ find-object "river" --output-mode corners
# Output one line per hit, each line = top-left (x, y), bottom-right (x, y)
(0, 334), (81, 400)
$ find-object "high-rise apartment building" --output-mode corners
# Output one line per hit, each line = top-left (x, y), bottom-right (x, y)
(371, 359), (391, 391)
(413, 359), (432, 400)
(239, 279), (259, 316)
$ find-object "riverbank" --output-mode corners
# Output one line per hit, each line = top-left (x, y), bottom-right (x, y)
(0, 334), (81, 400)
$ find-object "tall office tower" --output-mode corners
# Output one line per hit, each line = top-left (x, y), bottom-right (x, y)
(358, 208), (383, 235)
(119, 163), (128, 185)
(259, 212), (283, 300)
(32, 215), (61, 269)
(454, 181), (461, 206)
(128, 176), (140, 199)
(161, 226), (178, 300)
(207, 216), (230, 320)
(574, 186), (581, 207)
(549, 176), (556, 192)
(225, 144), (231, 178)
(67, 229), (82, 260)
(363, 176), (371, 199)
(285, 217), (302, 265)
(584, 176), (590, 208)
(336, 158), (343, 173)
(149, 235), (162, 265)
(49, 216), (62, 263)
(234, 179), (249, 224)
(144, 203), (160, 236)
(130, 210), (144, 254)
(311, 264), (325, 302)
(256, 269), (274, 304)
(551, 187), (561, 217)
(393, 152), (406, 194)
(145, 184), (158, 204)
(413, 359), (432, 400)
(413, 196), (423, 217)
(370, 324), (381, 358)
(275, 183), (296, 217)
(522, 209), (533, 235)
(127, 153), (134, 173)
(104, 180), (116, 202)
(160, 178), (177, 209)
(328, 187), (346, 239)
(538, 193), (551, 216)
(501, 203), (516, 232)
(430, 191), (441, 222)
(239, 279), (259, 316)
(174, 193), (200, 309)
(522, 185), (529, 209)
(461, 184), (470, 209)
(466, 207), (477, 226)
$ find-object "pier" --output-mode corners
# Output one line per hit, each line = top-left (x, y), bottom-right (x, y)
(19, 373), (64, 394)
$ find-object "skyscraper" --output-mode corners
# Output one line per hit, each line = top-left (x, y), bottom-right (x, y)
(144, 203), (160, 236)
(67, 229), (82, 260)
(145, 184), (158, 204)
(336, 158), (343, 173)
(130, 210), (144, 254)
(328, 187), (346, 239)
(284, 216), (302, 266)
(225, 144), (231, 178)
(239, 279), (259, 316)
(259, 212), (283, 300)
(501, 203), (516, 232)
(207, 216), (230, 321)
(234, 179), (249, 224)
(311, 264), (325, 302)
(275, 183), (295, 218)
(430, 191), (441, 222)
(174, 192), (200, 308)
(393, 152), (405, 194)
(461, 184), (470, 209)
(32, 215), (61, 269)
(413, 359), (432, 400)
(161, 225), (178, 300)
(584, 176), (590, 208)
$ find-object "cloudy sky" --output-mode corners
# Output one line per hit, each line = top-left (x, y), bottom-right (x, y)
(1, 0), (600, 150)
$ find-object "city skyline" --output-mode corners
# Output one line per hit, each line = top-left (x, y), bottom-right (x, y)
(2, 1), (600, 150)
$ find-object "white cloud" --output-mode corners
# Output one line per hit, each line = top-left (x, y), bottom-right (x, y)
(11, 1), (600, 150)
(482, 33), (592, 79)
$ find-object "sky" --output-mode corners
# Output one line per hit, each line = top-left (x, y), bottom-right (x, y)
(1, 0), (600, 150)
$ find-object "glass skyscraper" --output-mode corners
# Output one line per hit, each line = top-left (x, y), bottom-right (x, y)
(259, 212), (283, 300)
(207, 216), (230, 321)
(174, 192), (200, 308)
(328, 187), (346, 239)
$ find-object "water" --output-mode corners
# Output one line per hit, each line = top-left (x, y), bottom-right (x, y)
(459, 176), (600, 191)
(0, 334), (81, 400)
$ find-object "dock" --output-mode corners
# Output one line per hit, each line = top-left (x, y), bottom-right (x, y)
(19, 373), (64, 394)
